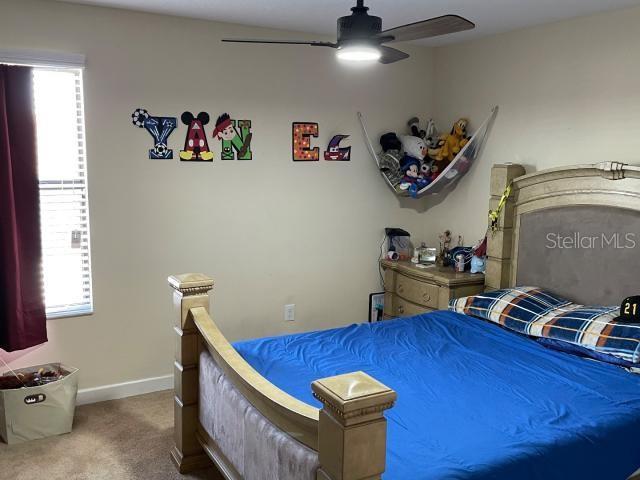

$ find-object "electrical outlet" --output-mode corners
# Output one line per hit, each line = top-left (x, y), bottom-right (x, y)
(284, 304), (295, 322)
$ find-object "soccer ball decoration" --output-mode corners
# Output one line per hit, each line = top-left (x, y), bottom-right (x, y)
(131, 108), (149, 128)
(154, 143), (169, 157)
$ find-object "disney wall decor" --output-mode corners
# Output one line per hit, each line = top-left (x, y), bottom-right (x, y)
(292, 122), (319, 161)
(131, 108), (177, 159)
(179, 111), (214, 161)
(324, 134), (351, 161)
(131, 111), (357, 165)
(212, 113), (253, 160)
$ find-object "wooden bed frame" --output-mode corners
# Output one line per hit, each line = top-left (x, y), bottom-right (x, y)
(168, 273), (396, 480)
(169, 161), (640, 480)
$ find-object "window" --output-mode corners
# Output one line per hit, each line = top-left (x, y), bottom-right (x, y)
(33, 67), (93, 318)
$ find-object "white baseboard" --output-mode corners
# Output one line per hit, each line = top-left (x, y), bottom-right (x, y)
(76, 374), (173, 406)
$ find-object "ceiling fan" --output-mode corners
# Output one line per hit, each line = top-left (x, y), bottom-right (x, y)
(221, 0), (475, 64)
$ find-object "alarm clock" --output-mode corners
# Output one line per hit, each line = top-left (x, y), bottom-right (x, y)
(616, 296), (640, 323)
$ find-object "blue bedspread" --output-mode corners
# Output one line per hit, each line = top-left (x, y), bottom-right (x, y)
(233, 311), (640, 480)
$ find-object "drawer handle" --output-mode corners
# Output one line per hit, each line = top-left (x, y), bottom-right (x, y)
(398, 306), (405, 314)
(423, 293), (431, 302)
(398, 285), (404, 293)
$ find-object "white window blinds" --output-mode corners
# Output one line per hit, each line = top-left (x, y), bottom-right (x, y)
(33, 68), (93, 318)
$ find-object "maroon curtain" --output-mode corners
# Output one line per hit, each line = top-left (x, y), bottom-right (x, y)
(0, 64), (47, 352)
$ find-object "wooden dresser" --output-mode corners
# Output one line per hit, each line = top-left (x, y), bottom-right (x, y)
(380, 260), (485, 319)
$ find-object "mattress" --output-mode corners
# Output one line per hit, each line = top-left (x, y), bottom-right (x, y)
(233, 311), (640, 480)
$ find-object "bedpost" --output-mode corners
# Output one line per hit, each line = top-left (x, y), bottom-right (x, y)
(168, 273), (214, 473)
(486, 163), (525, 290)
(312, 371), (397, 480)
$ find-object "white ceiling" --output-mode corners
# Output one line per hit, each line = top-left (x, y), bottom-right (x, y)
(58, 0), (640, 46)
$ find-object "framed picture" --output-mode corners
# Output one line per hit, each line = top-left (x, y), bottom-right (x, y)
(369, 292), (385, 323)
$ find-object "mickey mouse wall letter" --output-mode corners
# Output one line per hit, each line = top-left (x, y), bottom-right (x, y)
(292, 122), (319, 161)
(131, 108), (177, 159)
(179, 111), (214, 161)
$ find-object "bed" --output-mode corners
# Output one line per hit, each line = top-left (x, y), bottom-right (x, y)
(168, 161), (640, 480)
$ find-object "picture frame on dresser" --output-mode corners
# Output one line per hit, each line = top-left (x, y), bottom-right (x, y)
(368, 292), (385, 322)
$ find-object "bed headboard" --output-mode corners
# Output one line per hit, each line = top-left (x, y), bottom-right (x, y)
(486, 162), (640, 306)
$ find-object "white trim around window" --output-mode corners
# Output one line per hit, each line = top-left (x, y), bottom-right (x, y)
(0, 49), (85, 69)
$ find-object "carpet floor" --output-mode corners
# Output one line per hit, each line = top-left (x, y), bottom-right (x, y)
(0, 390), (216, 480)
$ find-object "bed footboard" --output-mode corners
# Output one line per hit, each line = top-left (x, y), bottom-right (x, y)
(169, 273), (397, 480)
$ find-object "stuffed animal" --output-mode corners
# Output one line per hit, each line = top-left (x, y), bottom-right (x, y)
(378, 132), (403, 187)
(399, 135), (431, 196)
(400, 135), (429, 168)
(424, 119), (439, 149)
(407, 117), (426, 139)
(399, 156), (430, 197)
(401, 131), (432, 182)
(429, 118), (470, 163)
(380, 132), (402, 152)
(408, 117), (440, 150)
(400, 156), (423, 184)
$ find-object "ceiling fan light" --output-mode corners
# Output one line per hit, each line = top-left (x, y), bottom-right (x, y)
(336, 44), (381, 62)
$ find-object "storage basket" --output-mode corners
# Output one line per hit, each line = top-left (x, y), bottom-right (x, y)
(0, 363), (78, 444)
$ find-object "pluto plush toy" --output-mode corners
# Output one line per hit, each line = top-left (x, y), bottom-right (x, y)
(399, 135), (431, 197)
(429, 118), (470, 179)
(434, 118), (470, 161)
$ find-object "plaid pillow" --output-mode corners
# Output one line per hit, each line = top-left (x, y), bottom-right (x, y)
(449, 287), (640, 364)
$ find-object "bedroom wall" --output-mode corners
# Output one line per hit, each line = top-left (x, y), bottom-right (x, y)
(422, 5), (640, 245)
(0, 0), (435, 389)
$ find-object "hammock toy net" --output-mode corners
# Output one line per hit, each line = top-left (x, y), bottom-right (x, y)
(358, 106), (498, 198)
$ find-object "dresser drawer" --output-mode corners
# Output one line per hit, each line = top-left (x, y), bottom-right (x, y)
(383, 292), (395, 317)
(392, 296), (431, 317)
(395, 274), (439, 308)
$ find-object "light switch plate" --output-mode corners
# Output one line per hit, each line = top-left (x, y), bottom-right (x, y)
(284, 304), (295, 322)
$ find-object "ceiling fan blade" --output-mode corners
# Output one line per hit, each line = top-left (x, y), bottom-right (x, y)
(380, 15), (475, 43)
(222, 38), (336, 47)
(378, 46), (410, 64)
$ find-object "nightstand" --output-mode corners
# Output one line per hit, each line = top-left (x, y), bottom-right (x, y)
(380, 260), (485, 319)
